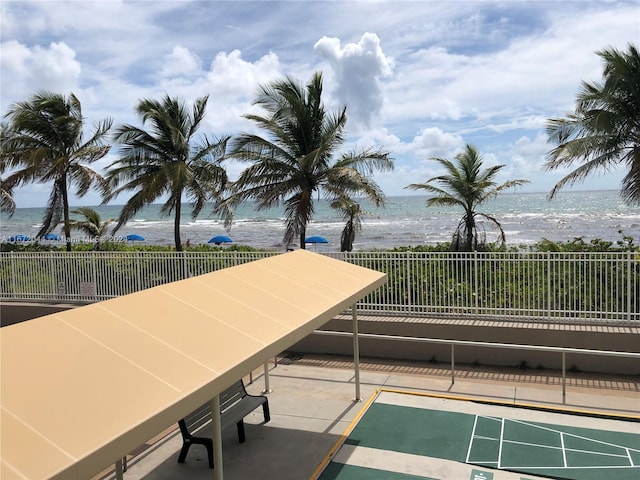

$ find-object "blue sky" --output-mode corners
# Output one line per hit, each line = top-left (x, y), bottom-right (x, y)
(1, 0), (638, 208)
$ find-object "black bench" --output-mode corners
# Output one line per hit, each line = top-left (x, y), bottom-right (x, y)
(177, 379), (270, 468)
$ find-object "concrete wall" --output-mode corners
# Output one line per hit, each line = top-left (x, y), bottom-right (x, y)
(290, 317), (640, 376)
(2, 302), (638, 376)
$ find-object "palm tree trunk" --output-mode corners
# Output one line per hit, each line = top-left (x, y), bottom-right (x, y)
(299, 228), (306, 249)
(61, 179), (72, 252)
(174, 199), (183, 252)
(464, 211), (474, 252)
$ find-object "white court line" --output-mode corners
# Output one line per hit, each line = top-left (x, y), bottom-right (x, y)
(466, 415), (480, 463)
(498, 417), (505, 470)
(468, 416), (637, 470)
(367, 391), (639, 474)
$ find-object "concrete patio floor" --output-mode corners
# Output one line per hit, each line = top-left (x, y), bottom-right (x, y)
(97, 354), (640, 480)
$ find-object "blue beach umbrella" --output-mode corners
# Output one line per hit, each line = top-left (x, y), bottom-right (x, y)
(44, 233), (60, 241)
(126, 234), (145, 242)
(305, 235), (328, 251)
(208, 235), (232, 245)
(8, 234), (31, 242)
(305, 235), (328, 244)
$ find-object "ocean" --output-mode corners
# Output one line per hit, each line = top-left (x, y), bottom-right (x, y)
(1, 190), (638, 251)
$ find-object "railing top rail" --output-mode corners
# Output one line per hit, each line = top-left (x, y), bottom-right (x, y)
(313, 330), (640, 359)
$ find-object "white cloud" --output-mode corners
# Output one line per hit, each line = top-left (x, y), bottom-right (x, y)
(407, 127), (465, 159)
(160, 45), (203, 78)
(0, 41), (81, 100)
(207, 50), (281, 99)
(314, 32), (394, 128)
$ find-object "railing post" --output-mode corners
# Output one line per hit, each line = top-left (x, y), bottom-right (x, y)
(406, 251), (411, 313)
(547, 253), (552, 322)
(451, 344), (455, 384)
(628, 251), (632, 324)
(136, 252), (142, 292)
(474, 251), (479, 316)
(562, 351), (566, 403)
(91, 251), (98, 302)
(10, 252), (17, 300)
(49, 252), (56, 300)
(353, 304), (361, 401)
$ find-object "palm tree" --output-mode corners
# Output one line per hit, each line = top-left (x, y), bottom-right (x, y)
(225, 72), (393, 249)
(331, 197), (362, 252)
(0, 179), (15, 216)
(105, 95), (229, 252)
(545, 43), (640, 205)
(67, 207), (114, 250)
(0, 92), (112, 251)
(406, 144), (529, 251)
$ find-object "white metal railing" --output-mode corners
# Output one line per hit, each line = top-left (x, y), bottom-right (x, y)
(0, 251), (637, 326)
(311, 329), (640, 402)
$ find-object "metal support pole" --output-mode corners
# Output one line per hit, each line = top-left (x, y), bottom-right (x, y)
(262, 361), (271, 393)
(114, 458), (123, 480)
(562, 352), (566, 403)
(211, 395), (223, 480)
(451, 344), (455, 385)
(352, 305), (361, 401)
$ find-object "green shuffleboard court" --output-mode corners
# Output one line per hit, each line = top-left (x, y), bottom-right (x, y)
(317, 390), (639, 480)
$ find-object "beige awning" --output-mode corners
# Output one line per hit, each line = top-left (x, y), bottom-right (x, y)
(1, 250), (386, 480)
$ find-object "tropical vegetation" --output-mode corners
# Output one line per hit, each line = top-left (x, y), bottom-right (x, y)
(67, 207), (114, 250)
(405, 144), (529, 251)
(223, 72), (393, 249)
(545, 43), (640, 205)
(331, 197), (363, 252)
(105, 95), (229, 252)
(0, 92), (112, 251)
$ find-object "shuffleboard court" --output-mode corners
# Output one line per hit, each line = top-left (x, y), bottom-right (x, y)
(316, 390), (640, 480)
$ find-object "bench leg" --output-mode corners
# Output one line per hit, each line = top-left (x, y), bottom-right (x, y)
(262, 402), (271, 423)
(236, 420), (246, 443)
(206, 440), (214, 469)
(177, 439), (214, 469)
(177, 443), (190, 464)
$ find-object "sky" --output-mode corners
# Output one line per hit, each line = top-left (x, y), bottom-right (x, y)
(1, 0), (638, 208)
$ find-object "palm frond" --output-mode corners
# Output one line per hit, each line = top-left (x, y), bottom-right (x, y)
(545, 43), (640, 203)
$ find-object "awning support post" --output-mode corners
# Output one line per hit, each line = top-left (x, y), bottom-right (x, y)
(114, 458), (123, 480)
(263, 361), (272, 393)
(352, 304), (361, 401)
(211, 395), (223, 480)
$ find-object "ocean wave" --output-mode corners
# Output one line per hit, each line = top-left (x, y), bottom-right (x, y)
(3, 191), (639, 250)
